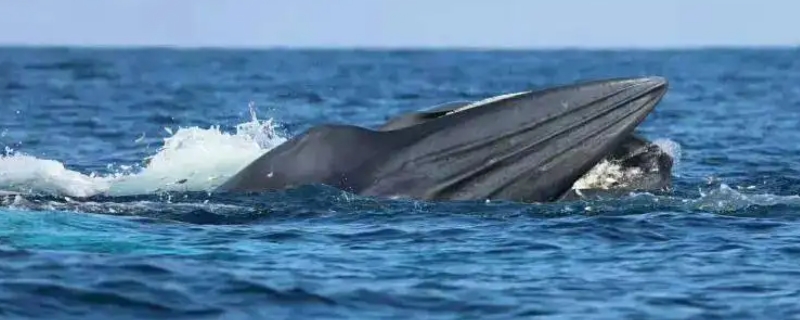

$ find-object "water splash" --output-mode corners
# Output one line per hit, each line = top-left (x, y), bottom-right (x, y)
(572, 138), (683, 190)
(0, 104), (287, 198)
(571, 160), (643, 190)
(653, 138), (682, 168)
(693, 183), (800, 212)
(3, 182), (799, 221)
(0, 154), (110, 198)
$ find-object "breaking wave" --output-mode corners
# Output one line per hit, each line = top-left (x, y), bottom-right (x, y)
(0, 104), (287, 198)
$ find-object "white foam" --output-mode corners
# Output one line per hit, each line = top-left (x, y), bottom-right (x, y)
(571, 160), (643, 190)
(0, 103), (287, 198)
(652, 138), (682, 167)
(571, 138), (682, 191)
(0, 153), (110, 198)
(694, 183), (800, 210)
(1, 193), (253, 217)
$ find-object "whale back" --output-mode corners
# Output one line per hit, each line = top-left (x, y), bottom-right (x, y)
(216, 124), (404, 193)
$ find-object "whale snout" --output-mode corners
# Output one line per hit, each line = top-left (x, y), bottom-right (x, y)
(637, 76), (669, 102)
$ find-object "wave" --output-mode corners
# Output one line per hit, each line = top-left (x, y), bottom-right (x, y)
(2, 104), (797, 221)
(0, 103), (286, 198)
(3, 182), (799, 225)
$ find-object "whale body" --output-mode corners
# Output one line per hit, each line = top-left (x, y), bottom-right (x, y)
(217, 76), (671, 203)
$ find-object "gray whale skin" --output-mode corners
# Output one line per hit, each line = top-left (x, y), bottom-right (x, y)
(216, 76), (672, 203)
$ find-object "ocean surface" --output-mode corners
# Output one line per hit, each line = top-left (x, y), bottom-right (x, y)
(1, 47), (799, 319)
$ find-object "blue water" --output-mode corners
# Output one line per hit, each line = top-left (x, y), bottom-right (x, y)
(1, 47), (800, 319)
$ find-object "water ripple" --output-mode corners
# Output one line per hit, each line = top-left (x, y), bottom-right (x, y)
(2, 48), (800, 319)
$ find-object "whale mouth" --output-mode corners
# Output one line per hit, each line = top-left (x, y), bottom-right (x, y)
(569, 134), (676, 197)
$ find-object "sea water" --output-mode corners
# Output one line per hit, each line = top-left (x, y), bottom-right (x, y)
(1, 48), (800, 319)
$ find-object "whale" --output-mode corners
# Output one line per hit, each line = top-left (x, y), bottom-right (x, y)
(376, 99), (673, 200)
(216, 76), (671, 203)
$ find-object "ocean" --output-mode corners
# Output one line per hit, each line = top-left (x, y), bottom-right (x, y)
(1, 47), (799, 319)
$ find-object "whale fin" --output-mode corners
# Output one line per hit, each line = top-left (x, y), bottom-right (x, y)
(377, 101), (473, 131)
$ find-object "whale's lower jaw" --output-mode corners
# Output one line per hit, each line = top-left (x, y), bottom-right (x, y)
(566, 135), (673, 200)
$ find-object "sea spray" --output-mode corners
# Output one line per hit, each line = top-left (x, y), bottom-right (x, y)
(0, 105), (287, 198)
